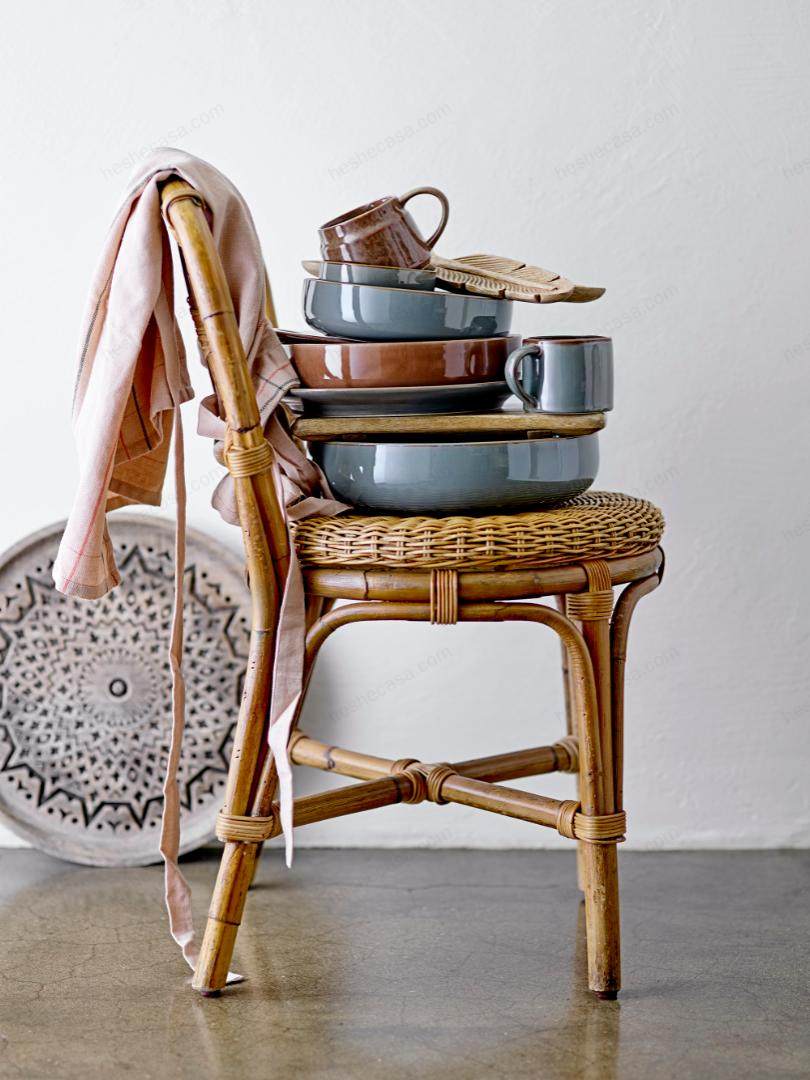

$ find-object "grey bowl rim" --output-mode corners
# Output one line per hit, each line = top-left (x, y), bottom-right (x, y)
(303, 258), (437, 278)
(302, 275), (513, 305)
(314, 432), (599, 449)
(289, 332), (520, 351)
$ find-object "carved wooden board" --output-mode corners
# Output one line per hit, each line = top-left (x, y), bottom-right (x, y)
(430, 253), (605, 303)
(0, 514), (250, 866)
(291, 410), (606, 440)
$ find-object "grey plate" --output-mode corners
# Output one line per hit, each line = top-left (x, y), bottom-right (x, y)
(275, 328), (362, 345)
(312, 433), (599, 513)
(0, 515), (251, 867)
(284, 381), (512, 417)
(302, 259), (437, 291)
(302, 277), (513, 341)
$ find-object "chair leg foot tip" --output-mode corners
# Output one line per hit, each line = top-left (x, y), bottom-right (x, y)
(594, 989), (618, 1000)
(198, 989), (222, 998)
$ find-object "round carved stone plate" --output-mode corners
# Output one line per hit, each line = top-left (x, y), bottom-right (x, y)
(0, 514), (251, 866)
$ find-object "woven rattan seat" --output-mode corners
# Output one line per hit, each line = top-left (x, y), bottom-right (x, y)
(293, 491), (664, 571)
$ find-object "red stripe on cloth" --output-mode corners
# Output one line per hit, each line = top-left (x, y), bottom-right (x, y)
(61, 444), (118, 590)
(118, 430), (132, 461)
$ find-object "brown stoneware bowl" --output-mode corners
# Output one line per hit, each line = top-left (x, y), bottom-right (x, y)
(290, 334), (521, 389)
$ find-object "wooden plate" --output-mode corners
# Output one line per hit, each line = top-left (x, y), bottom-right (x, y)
(430, 253), (605, 304)
(0, 515), (250, 866)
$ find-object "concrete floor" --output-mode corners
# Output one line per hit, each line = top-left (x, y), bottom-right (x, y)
(0, 850), (808, 1079)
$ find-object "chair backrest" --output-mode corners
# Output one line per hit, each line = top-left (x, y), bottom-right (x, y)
(159, 177), (284, 814)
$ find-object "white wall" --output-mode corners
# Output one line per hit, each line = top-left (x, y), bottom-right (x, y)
(1, 0), (808, 850)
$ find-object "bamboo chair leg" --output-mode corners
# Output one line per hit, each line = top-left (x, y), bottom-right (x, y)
(610, 573), (662, 810)
(573, 571), (621, 999)
(575, 566), (663, 994)
(190, 455), (290, 984)
(578, 774), (621, 1000)
(194, 619), (328, 991)
(554, 595), (576, 737)
(556, 595), (586, 893)
(192, 483), (279, 994)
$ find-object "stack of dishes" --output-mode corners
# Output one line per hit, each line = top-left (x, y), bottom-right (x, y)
(284, 189), (613, 514)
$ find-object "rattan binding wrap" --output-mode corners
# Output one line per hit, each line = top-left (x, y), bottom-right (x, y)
(294, 492), (664, 571)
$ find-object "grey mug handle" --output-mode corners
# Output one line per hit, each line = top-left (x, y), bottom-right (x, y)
(505, 343), (544, 410)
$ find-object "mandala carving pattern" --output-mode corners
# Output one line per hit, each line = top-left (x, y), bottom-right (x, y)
(0, 516), (250, 865)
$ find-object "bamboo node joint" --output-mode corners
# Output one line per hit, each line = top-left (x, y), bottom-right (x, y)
(566, 590), (613, 621)
(552, 735), (579, 773)
(555, 803), (627, 844)
(430, 569), (458, 624)
(390, 759), (428, 804)
(420, 762), (455, 805)
(566, 559), (614, 620)
(216, 809), (278, 843)
(225, 439), (274, 479)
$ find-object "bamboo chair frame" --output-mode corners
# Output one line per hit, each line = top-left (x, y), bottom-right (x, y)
(160, 179), (664, 1001)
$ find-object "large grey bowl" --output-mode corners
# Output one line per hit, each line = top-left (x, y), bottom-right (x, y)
(312, 433), (599, 514)
(302, 277), (513, 342)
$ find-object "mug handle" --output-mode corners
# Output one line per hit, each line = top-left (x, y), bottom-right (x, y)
(399, 186), (450, 249)
(505, 343), (544, 410)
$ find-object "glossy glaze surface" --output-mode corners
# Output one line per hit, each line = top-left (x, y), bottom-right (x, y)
(285, 381), (512, 417)
(506, 335), (614, 413)
(303, 259), (437, 291)
(291, 334), (521, 388)
(318, 187), (449, 268)
(313, 433), (598, 512)
(302, 278), (514, 342)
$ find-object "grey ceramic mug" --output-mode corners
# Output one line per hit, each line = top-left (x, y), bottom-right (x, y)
(505, 336), (614, 414)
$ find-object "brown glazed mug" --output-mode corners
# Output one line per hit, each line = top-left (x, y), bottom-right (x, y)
(318, 187), (450, 268)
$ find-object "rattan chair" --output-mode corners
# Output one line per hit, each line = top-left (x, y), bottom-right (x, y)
(160, 179), (665, 1000)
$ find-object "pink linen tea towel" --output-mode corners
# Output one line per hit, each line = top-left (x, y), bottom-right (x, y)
(53, 149), (345, 975)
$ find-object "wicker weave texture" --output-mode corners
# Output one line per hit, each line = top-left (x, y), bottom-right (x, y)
(293, 491), (664, 570)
